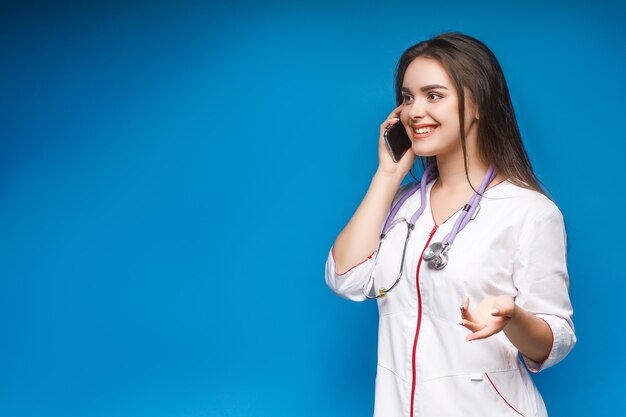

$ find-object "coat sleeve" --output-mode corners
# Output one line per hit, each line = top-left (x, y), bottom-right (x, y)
(325, 245), (377, 302)
(512, 202), (576, 373)
(325, 182), (414, 302)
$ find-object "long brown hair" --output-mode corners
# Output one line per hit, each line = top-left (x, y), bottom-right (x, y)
(395, 32), (544, 194)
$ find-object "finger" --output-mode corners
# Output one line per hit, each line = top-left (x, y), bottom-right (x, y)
(460, 300), (477, 323)
(466, 326), (496, 342)
(461, 295), (469, 318)
(459, 319), (485, 333)
(380, 116), (401, 130)
(381, 104), (406, 128)
(381, 105), (404, 127)
(460, 305), (472, 320)
(385, 105), (404, 121)
(459, 304), (469, 319)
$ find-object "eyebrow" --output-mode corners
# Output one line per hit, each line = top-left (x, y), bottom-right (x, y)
(401, 84), (449, 93)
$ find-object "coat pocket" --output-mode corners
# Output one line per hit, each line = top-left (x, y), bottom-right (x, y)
(483, 369), (538, 417)
(419, 369), (541, 417)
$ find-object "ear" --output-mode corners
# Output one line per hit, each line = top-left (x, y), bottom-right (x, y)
(472, 102), (480, 120)
(468, 107), (479, 121)
(465, 92), (479, 120)
(472, 105), (479, 120)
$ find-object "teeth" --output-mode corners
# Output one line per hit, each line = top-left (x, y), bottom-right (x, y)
(414, 126), (435, 134)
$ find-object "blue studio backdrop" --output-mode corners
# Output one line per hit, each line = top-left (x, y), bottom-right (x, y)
(1, 1), (624, 416)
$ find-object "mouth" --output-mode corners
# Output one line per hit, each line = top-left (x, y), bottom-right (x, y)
(411, 125), (438, 139)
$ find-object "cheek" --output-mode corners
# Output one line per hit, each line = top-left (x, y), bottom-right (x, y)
(400, 109), (411, 125)
(439, 106), (460, 129)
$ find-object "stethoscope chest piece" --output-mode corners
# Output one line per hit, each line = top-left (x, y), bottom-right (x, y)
(422, 241), (450, 270)
(362, 164), (496, 298)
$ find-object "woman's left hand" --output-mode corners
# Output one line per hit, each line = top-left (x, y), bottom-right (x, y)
(459, 295), (516, 341)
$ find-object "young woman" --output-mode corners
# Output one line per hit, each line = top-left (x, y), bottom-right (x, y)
(325, 32), (576, 417)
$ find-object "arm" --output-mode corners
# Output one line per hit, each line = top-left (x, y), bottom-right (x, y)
(460, 296), (553, 363)
(503, 305), (553, 363)
(325, 175), (411, 301)
(333, 105), (414, 274)
(325, 104), (416, 300)
(460, 204), (576, 371)
(332, 169), (404, 275)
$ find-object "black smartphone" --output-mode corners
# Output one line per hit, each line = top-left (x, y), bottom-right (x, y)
(384, 120), (412, 163)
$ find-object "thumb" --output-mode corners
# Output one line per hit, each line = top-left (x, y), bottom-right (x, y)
(490, 307), (514, 318)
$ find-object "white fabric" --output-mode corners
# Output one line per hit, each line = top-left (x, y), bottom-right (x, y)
(325, 179), (576, 417)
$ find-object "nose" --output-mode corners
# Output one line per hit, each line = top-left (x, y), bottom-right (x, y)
(408, 98), (426, 119)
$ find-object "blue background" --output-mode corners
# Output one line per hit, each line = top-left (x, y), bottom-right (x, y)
(1, 1), (624, 416)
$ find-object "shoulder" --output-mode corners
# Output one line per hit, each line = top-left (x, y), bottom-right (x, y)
(485, 181), (567, 251)
(487, 180), (564, 223)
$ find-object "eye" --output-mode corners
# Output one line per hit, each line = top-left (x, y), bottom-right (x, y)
(402, 94), (414, 104)
(427, 92), (443, 101)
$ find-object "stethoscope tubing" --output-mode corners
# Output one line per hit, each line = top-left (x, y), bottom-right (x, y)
(362, 163), (497, 298)
(442, 165), (496, 246)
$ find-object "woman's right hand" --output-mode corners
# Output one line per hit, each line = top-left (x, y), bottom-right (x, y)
(378, 104), (416, 177)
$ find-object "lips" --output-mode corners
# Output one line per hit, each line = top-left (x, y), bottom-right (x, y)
(412, 125), (438, 138)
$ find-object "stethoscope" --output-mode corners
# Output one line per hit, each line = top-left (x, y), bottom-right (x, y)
(363, 163), (497, 299)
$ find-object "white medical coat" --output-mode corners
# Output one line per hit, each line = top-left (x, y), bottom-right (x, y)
(325, 179), (576, 417)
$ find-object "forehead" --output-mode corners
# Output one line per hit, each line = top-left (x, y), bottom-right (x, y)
(402, 57), (454, 91)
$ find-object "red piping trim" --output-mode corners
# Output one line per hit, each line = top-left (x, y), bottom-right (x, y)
(409, 224), (438, 417)
(485, 372), (526, 416)
(526, 317), (554, 374)
(409, 176), (510, 416)
(331, 246), (375, 277)
(493, 177), (508, 187)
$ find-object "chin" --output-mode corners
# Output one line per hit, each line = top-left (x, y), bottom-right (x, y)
(410, 143), (438, 158)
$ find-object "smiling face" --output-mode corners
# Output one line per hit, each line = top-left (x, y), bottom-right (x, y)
(400, 57), (480, 160)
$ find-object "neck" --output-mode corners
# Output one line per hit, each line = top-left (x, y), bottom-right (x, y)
(434, 152), (491, 192)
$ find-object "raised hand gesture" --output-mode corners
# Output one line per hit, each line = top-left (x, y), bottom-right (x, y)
(459, 295), (516, 342)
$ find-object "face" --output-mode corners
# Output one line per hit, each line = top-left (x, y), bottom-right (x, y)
(399, 57), (479, 159)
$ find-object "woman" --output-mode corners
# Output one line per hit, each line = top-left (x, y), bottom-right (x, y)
(325, 32), (576, 417)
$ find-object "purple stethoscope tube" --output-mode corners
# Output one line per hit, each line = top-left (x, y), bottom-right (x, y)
(382, 164), (496, 242)
(366, 164), (497, 298)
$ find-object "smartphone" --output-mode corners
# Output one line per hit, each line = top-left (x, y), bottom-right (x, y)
(384, 120), (412, 163)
